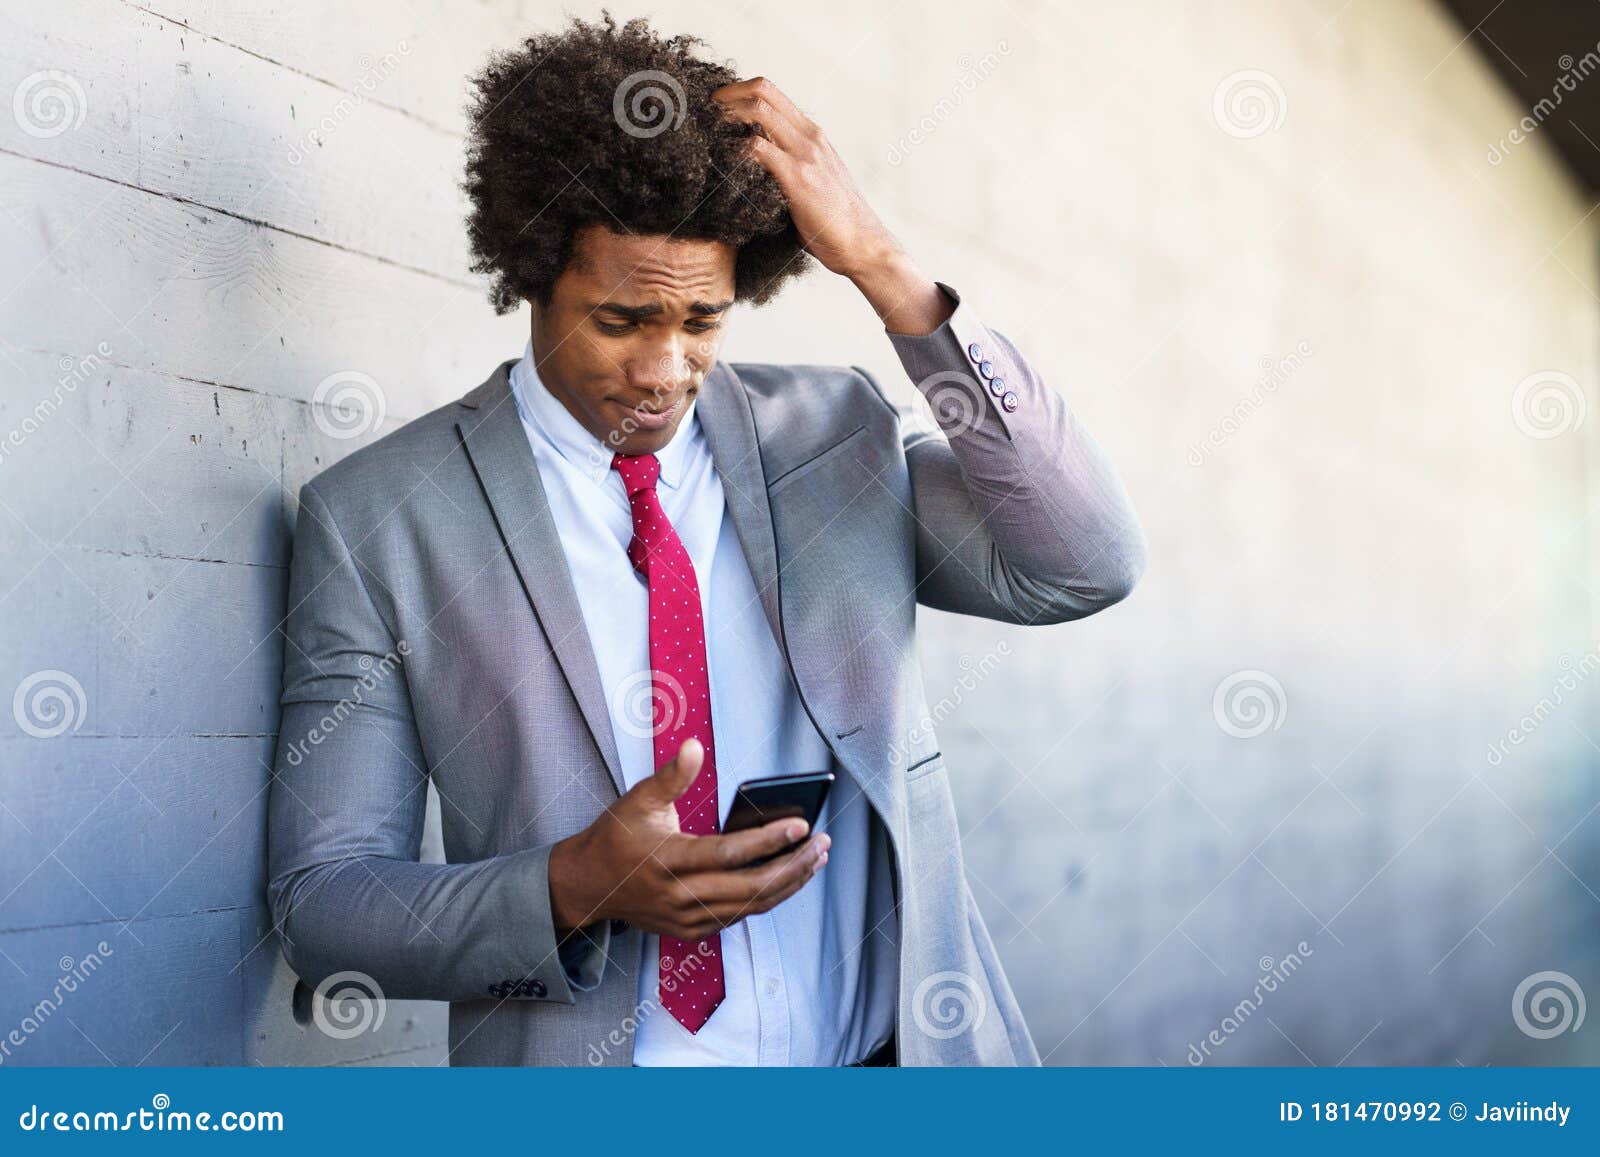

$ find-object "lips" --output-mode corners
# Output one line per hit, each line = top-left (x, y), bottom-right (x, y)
(615, 396), (684, 432)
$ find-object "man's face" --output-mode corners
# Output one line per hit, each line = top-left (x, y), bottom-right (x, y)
(528, 224), (737, 458)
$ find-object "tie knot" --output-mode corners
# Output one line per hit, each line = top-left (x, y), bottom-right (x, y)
(611, 452), (660, 497)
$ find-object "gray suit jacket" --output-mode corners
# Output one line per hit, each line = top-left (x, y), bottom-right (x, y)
(266, 282), (1146, 1066)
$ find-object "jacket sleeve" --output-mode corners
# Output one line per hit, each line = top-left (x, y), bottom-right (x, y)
(865, 280), (1147, 624)
(265, 479), (612, 1006)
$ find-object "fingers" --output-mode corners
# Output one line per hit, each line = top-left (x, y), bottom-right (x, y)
(694, 835), (829, 906)
(714, 77), (809, 131)
(715, 94), (811, 155)
(653, 835), (829, 939)
(640, 738), (702, 806)
(713, 78), (819, 155)
(672, 815), (810, 872)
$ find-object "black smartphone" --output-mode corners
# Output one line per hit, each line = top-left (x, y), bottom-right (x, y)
(722, 771), (835, 866)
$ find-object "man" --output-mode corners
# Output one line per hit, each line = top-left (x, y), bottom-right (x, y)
(267, 12), (1146, 1067)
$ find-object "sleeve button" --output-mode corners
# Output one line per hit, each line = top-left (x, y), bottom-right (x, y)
(966, 342), (983, 362)
(987, 376), (1006, 397)
(1000, 391), (1019, 412)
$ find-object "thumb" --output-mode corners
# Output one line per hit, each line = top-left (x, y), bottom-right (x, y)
(645, 738), (702, 807)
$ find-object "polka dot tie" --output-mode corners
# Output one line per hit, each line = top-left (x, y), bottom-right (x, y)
(611, 451), (726, 1033)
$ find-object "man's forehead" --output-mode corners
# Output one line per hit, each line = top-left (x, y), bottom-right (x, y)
(573, 227), (734, 283)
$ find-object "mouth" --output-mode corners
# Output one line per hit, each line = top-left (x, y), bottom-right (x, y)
(613, 394), (687, 433)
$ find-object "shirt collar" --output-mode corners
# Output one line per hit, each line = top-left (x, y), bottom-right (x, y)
(508, 339), (699, 490)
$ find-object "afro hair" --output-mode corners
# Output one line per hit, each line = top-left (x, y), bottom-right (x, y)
(461, 10), (812, 314)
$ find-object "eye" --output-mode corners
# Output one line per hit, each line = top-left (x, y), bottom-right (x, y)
(685, 320), (721, 334)
(595, 320), (635, 336)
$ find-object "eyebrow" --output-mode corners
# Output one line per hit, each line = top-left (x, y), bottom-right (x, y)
(590, 299), (734, 321)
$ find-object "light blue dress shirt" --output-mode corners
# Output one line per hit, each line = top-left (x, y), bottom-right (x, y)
(508, 343), (896, 1065)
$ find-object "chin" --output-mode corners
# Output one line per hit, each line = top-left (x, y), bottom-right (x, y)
(602, 388), (695, 457)
(612, 427), (673, 458)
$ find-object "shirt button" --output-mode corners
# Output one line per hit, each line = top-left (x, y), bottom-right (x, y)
(765, 978), (780, 996)
(1000, 391), (1019, 412)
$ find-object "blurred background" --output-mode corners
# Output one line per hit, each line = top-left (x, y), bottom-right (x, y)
(1, 0), (1597, 1065)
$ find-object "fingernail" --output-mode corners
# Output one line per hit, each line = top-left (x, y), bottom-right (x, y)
(817, 834), (832, 851)
(786, 822), (806, 840)
(816, 851), (829, 867)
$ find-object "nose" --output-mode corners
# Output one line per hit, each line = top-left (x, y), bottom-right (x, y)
(627, 336), (706, 399)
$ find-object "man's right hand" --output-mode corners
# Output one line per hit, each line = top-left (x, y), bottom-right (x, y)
(547, 738), (830, 942)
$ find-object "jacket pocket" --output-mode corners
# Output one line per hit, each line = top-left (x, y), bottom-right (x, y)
(767, 425), (868, 494)
(904, 750), (944, 782)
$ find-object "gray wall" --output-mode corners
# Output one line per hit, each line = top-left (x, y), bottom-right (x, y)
(1, 0), (1596, 1066)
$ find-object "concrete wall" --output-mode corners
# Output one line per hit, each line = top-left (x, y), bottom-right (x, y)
(1, 0), (1596, 1065)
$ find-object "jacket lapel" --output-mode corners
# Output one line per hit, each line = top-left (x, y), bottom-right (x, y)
(700, 363), (889, 827)
(455, 362), (627, 797)
(695, 361), (787, 659)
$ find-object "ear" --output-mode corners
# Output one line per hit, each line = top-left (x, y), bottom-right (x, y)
(525, 295), (557, 359)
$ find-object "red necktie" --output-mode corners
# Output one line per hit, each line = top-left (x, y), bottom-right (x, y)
(611, 451), (726, 1033)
